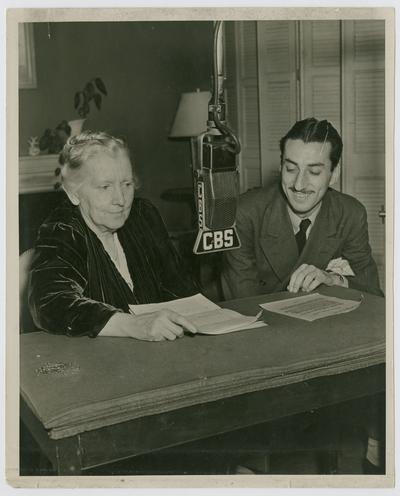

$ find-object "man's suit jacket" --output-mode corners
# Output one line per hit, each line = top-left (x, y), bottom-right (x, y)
(221, 183), (382, 299)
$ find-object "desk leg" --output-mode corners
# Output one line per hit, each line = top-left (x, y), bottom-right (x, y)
(318, 450), (339, 475)
(20, 401), (84, 476)
(315, 407), (340, 474)
(54, 437), (84, 476)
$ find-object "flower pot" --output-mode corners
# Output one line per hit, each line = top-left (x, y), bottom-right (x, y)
(68, 118), (86, 137)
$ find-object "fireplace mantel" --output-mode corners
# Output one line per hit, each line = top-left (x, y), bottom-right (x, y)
(19, 155), (59, 194)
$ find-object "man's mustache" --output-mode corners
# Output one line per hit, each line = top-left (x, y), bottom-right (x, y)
(289, 186), (313, 194)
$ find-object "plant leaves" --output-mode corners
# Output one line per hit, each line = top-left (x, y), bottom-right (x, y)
(39, 135), (49, 151)
(85, 82), (95, 98)
(82, 102), (90, 117)
(56, 128), (70, 144)
(82, 90), (89, 104)
(93, 93), (102, 110)
(56, 120), (69, 132)
(95, 78), (107, 96)
(60, 121), (72, 136)
(74, 92), (80, 109)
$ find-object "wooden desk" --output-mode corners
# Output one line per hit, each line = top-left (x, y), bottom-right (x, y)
(20, 287), (385, 475)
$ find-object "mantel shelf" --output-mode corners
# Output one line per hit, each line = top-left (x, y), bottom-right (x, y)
(19, 154), (60, 194)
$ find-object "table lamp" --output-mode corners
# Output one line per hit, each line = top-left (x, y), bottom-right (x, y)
(169, 89), (211, 168)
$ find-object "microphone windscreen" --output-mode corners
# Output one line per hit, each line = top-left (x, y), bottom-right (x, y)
(202, 170), (239, 230)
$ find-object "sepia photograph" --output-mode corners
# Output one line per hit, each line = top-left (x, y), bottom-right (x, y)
(5, 6), (394, 489)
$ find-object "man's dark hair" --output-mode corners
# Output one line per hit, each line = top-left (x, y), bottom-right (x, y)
(279, 118), (343, 170)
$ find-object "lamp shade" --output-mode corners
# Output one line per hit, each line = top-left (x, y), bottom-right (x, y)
(169, 90), (211, 137)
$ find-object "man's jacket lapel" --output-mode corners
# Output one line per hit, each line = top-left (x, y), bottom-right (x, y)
(259, 189), (299, 282)
(295, 189), (344, 271)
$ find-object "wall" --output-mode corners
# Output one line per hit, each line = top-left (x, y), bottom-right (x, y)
(19, 21), (213, 232)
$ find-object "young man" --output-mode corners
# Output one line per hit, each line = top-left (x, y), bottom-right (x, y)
(221, 117), (384, 474)
(221, 117), (382, 299)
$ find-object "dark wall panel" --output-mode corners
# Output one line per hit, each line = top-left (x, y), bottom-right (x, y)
(19, 21), (213, 235)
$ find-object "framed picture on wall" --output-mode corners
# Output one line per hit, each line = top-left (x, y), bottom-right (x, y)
(19, 23), (36, 89)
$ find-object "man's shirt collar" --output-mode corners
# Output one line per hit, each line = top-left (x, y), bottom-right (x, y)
(287, 202), (322, 236)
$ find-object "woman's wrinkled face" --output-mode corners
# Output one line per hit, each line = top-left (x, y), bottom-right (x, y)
(75, 149), (135, 234)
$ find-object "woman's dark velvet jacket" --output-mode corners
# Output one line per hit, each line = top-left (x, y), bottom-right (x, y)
(28, 196), (197, 337)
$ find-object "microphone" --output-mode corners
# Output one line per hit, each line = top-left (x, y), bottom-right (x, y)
(193, 21), (241, 255)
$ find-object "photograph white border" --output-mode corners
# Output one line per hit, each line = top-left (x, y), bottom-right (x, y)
(4, 4), (396, 492)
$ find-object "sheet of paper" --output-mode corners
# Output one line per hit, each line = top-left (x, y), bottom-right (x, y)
(129, 294), (266, 335)
(129, 293), (220, 316)
(259, 293), (362, 322)
(189, 309), (265, 335)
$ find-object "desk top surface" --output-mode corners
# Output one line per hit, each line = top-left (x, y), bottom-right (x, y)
(20, 286), (385, 439)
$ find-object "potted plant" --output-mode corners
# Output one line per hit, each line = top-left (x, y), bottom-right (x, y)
(39, 120), (71, 154)
(37, 120), (71, 189)
(69, 77), (108, 135)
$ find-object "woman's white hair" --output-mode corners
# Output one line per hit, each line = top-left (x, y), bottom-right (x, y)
(59, 130), (138, 194)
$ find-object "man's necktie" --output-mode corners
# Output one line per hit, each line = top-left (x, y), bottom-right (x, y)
(295, 218), (311, 254)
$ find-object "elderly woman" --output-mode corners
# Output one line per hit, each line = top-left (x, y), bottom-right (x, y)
(29, 131), (198, 341)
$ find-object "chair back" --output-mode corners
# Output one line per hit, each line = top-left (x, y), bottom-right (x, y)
(19, 248), (36, 333)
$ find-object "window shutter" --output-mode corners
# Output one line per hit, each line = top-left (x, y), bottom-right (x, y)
(225, 21), (261, 192)
(301, 21), (341, 132)
(342, 20), (385, 286)
(257, 21), (298, 186)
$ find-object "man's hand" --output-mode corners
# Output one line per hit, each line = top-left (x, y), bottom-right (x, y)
(287, 264), (339, 293)
(98, 310), (198, 341)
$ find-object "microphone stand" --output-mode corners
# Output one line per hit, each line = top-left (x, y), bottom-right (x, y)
(192, 20), (242, 256)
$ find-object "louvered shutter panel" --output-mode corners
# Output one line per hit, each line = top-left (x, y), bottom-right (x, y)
(224, 22), (239, 136)
(257, 21), (298, 186)
(224, 21), (261, 192)
(300, 21), (342, 191)
(301, 21), (341, 131)
(342, 20), (385, 288)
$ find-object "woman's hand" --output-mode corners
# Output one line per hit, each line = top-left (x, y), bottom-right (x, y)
(98, 310), (198, 341)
